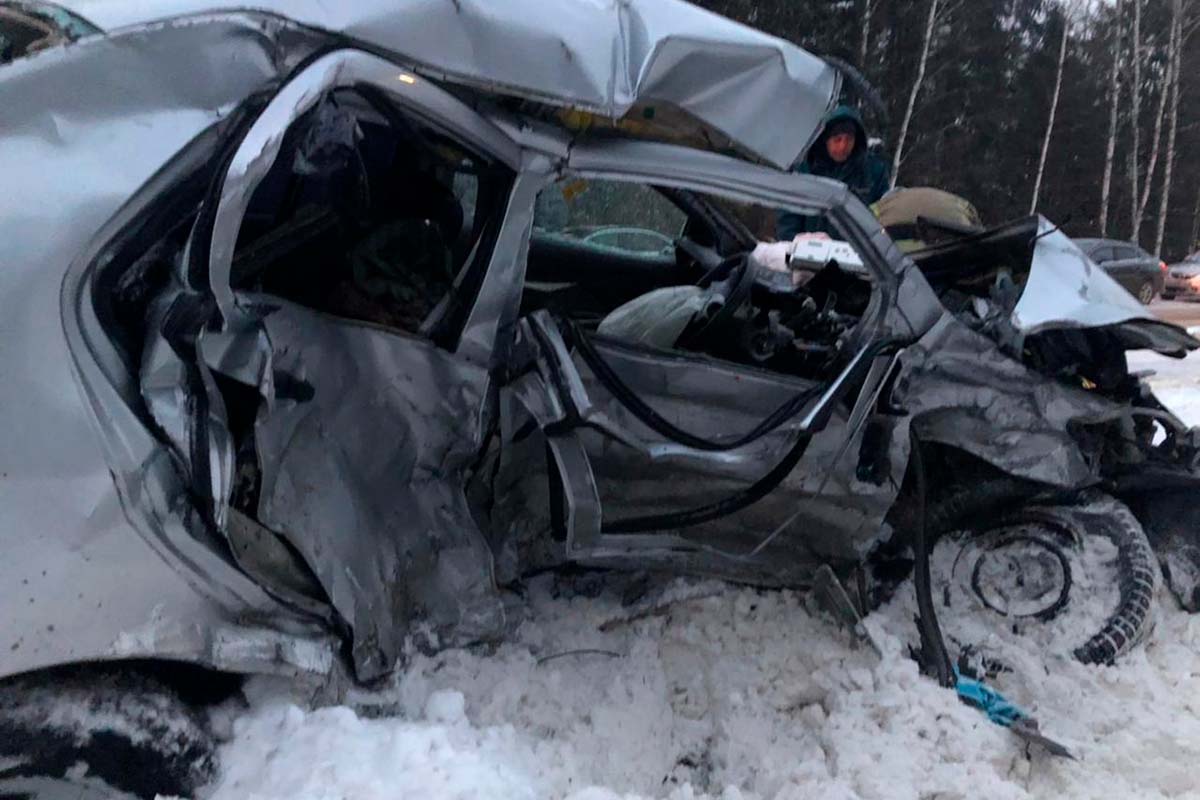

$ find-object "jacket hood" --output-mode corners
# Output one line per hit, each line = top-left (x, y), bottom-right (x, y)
(807, 104), (868, 167)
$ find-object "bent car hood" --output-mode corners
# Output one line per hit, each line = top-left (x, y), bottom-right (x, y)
(57, 0), (839, 170)
(1014, 219), (1197, 354)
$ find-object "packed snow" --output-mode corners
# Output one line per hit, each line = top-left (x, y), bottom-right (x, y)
(205, 349), (1200, 800)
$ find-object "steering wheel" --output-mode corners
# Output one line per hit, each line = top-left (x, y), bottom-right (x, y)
(676, 236), (727, 274)
(583, 226), (676, 254)
(676, 254), (757, 351)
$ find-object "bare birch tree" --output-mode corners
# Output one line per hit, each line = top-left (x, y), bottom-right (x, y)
(1129, 0), (1142, 239)
(1153, 0), (1183, 255)
(1031, 6), (1072, 214)
(1134, 22), (1175, 239)
(859, 0), (876, 68)
(1099, 0), (1122, 236)
(1191, 186), (1200, 255)
(891, 0), (939, 187)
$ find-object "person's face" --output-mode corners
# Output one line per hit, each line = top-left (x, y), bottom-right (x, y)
(825, 131), (856, 163)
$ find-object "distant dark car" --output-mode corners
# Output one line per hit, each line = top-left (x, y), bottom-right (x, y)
(1163, 250), (1200, 301)
(1075, 238), (1166, 304)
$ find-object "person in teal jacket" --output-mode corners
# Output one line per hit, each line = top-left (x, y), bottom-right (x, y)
(777, 105), (891, 239)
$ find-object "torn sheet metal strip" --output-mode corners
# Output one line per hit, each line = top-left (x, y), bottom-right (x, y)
(248, 299), (506, 681)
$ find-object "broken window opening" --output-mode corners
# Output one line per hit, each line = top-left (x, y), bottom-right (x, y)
(525, 176), (875, 383)
(231, 88), (514, 345)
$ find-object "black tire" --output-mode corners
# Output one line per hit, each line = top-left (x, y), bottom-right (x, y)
(1136, 280), (1156, 305)
(929, 487), (1158, 665)
(0, 668), (215, 800)
(1162, 292), (1176, 300)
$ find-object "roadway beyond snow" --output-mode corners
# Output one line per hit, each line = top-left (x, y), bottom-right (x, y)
(1153, 298), (1200, 329)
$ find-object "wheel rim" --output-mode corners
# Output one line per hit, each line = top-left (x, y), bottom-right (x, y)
(947, 517), (1082, 624)
(930, 491), (1158, 666)
(969, 531), (1072, 620)
(1138, 283), (1155, 304)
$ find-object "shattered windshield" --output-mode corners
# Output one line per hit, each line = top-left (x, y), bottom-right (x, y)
(534, 178), (687, 256)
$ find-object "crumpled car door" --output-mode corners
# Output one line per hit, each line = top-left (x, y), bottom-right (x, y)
(494, 307), (907, 586)
(145, 50), (522, 680)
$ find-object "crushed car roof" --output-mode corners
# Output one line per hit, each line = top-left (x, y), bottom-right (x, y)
(53, 0), (839, 169)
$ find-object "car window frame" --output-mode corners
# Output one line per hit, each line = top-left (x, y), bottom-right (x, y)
(542, 155), (896, 401)
(533, 177), (692, 257)
(200, 49), (521, 350)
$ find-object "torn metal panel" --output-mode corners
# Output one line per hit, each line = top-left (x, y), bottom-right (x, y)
(60, 0), (837, 169)
(1015, 219), (1175, 335)
(492, 316), (912, 585)
(573, 337), (909, 562)
(458, 167), (548, 369)
(224, 509), (335, 622)
(248, 297), (507, 681)
(197, 326), (275, 399)
(139, 278), (240, 531)
(896, 314), (1127, 488)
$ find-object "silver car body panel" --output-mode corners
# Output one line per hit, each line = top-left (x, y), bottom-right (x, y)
(186, 48), (536, 680)
(491, 316), (913, 586)
(244, 298), (508, 680)
(0, 14), (339, 680)
(898, 315), (1130, 488)
(60, 0), (839, 170)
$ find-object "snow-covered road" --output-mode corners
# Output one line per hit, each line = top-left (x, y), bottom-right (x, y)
(206, 350), (1200, 800)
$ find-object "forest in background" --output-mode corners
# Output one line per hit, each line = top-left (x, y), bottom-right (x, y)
(695, 0), (1200, 259)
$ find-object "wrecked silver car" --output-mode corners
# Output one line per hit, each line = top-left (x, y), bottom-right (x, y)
(2, 0), (1199, 795)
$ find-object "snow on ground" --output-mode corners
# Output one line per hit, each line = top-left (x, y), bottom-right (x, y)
(206, 351), (1200, 800)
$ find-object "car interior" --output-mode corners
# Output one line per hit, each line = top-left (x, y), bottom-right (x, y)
(521, 178), (877, 383)
(215, 90), (882, 388)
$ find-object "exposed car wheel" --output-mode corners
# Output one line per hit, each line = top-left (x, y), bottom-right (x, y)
(1136, 280), (1156, 305)
(0, 668), (216, 800)
(929, 489), (1158, 665)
